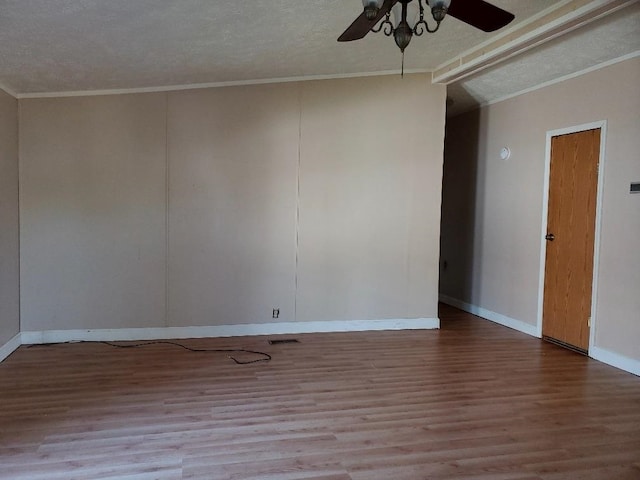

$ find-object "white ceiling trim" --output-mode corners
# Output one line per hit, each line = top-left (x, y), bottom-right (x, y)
(16, 68), (430, 100)
(432, 0), (636, 84)
(452, 50), (640, 118)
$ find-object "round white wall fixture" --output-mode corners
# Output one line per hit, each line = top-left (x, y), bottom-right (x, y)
(500, 147), (511, 160)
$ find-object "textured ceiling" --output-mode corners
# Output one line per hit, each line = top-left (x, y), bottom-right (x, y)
(0, 0), (637, 113)
(447, 1), (640, 116)
(0, 0), (556, 94)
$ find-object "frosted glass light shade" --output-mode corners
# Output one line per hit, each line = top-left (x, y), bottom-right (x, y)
(427, 0), (451, 22)
(391, 2), (420, 27)
(362, 0), (384, 8)
(427, 0), (451, 8)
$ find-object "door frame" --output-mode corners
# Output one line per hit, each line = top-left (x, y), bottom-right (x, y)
(536, 120), (607, 351)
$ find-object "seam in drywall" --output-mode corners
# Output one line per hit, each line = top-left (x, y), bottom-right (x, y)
(15, 70), (429, 99)
(404, 132), (413, 319)
(164, 92), (170, 328)
(16, 98), (22, 335)
(294, 83), (302, 322)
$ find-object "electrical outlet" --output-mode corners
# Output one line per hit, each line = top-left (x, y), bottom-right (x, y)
(272, 308), (280, 319)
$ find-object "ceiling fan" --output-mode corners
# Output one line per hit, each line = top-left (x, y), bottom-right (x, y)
(338, 0), (515, 53)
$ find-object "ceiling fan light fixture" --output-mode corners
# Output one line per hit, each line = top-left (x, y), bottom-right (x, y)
(362, 0), (384, 21)
(390, 1), (420, 51)
(391, 2), (420, 28)
(339, 0), (515, 60)
(427, 0), (451, 23)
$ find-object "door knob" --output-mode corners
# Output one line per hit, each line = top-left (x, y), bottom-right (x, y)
(545, 233), (555, 241)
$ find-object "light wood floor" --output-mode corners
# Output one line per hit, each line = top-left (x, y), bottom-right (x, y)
(1, 305), (639, 480)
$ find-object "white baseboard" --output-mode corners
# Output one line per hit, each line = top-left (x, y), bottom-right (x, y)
(20, 317), (440, 345)
(440, 294), (640, 377)
(439, 294), (539, 338)
(590, 346), (640, 377)
(0, 333), (22, 362)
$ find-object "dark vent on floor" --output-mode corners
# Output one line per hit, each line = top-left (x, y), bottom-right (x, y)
(268, 339), (299, 345)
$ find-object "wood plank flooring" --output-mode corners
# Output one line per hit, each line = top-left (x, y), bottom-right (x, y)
(1, 304), (639, 479)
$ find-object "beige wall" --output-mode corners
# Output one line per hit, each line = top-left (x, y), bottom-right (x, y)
(167, 84), (300, 326)
(19, 94), (168, 330)
(0, 89), (20, 344)
(441, 57), (640, 361)
(19, 74), (446, 331)
(298, 76), (445, 321)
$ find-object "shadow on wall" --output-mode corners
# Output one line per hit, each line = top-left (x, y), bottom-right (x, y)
(439, 107), (482, 303)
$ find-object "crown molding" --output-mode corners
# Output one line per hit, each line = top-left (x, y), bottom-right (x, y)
(432, 0), (637, 85)
(0, 82), (18, 99)
(15, 69), (430, 99)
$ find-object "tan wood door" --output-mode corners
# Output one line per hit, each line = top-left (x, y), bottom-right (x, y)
(542, 128), (600, 352)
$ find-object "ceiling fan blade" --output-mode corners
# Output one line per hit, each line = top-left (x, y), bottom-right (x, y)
(447, 0), (515, 32)
(338, 0), (399, 42)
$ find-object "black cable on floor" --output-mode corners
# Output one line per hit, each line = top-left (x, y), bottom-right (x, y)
(28, 340), (272, 364)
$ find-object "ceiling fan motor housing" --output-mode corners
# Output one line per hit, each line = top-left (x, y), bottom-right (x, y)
(394, 21), (413, 51)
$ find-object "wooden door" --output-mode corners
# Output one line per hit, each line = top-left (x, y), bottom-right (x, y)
(542, 128), (600, 352)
